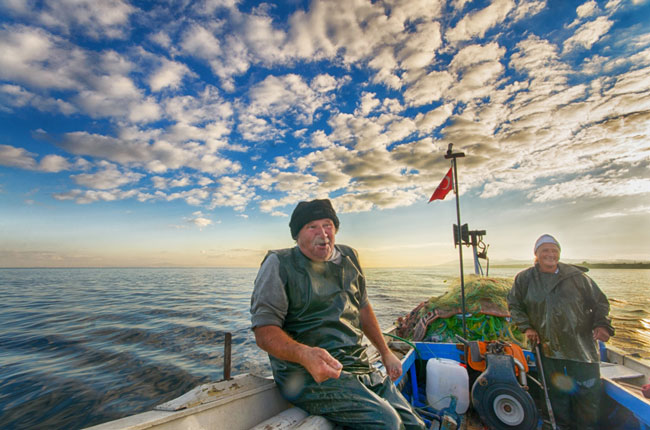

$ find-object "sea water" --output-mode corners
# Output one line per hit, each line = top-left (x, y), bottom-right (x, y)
(0, 267), (648, 429)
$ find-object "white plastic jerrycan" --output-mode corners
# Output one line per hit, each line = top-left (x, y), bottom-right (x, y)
(426, 357), (470, 414)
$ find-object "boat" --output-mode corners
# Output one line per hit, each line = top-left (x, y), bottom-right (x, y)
(84, 329), (650, 430)
(86, 147), (650, 429)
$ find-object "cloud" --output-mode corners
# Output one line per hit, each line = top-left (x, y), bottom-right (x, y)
(248, 74), (333, 122)
(563, 16), (613, 52)
(39, 154), (71, 172)
(52, 188), (153, 204)
(180, 23), (222, 59)
(396, 20), (442, 71)
(1, 0), (649, 224)
(403, 70), (454, 107)
(593, 204), (650, 219)
(149, 59), (193, 92)
(71, 161), (143, 189)
(446, 0), (516, 43)
(0, 84), (76, 114)
(58, 131), (240, 175)
(71, 51), (162, 123)
(188, 211), (213, 229)
(238, 73), (337, 140)
(0, 144), (70, 172)
(577, 1), (600, 19)
(333, 188), (420, 212)
(1, 0), (135, 39)
(178, 10), (289, 91)
(0, 25), (162, 123)
(152, 175), (193, 189)
(415, 104), (454, 133)
(0, 25), (84, 90)
(529, 176), (650, 202)
(209, 176), (254, 212)
(510, 0), (547, 22)
(0, 144), (37, 169)
(166, 188), (210, 206)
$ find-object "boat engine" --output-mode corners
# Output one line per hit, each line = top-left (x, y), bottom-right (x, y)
(467, 340), (538, 430)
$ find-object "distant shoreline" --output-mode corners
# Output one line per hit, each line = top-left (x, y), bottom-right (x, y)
(491, 262), (650, 269)
(1, 262), (649, 270)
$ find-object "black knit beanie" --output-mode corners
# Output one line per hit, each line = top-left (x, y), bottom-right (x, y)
(289, 199), (340, 239)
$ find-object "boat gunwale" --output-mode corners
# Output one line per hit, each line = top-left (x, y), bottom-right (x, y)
(84, 374), (284, 430)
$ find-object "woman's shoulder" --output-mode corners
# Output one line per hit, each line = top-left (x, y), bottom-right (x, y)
(515, 265), (536, 279)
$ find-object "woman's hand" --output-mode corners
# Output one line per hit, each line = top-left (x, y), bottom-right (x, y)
(593, 326), (610, 342)
(524, 328), (540, 345)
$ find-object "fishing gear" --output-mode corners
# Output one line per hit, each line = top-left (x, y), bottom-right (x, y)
(535, 343), (558, 430)
(456, 336), (538, 430)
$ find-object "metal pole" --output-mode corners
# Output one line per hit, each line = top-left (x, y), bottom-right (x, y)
(535, 343), (558, 430)
(471, 235), (481, 275)
(445, 144), (467, 339)
(224, 332), (232, 380)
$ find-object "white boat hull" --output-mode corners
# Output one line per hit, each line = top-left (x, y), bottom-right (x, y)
(85, 343), (650, 430)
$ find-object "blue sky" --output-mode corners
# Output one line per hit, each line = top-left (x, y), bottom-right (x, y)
(0, 0), (649, 268)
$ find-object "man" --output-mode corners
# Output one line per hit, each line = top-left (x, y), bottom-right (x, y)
(250, 199), (425, 430)
(507, 234), (614, 430)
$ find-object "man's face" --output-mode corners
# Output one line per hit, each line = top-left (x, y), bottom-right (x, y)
(535, 243), (560, 272)
(297, 218), (336, 262)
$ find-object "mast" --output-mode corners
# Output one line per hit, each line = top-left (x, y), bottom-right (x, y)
(445, 143), (468, 339)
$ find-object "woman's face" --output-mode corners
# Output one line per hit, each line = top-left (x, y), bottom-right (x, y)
(535, 243), (560, 273)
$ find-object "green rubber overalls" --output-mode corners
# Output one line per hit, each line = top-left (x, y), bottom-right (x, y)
(267, 245), (424, 430)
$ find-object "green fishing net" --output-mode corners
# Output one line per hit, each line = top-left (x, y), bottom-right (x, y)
(395, 275), (525, 344)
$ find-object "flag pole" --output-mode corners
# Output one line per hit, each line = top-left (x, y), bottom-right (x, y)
(445, 143), (467, 339)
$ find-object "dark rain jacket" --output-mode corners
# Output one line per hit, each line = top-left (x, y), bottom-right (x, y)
(507, 262), (614, 363)
(263, 245), (373, 391)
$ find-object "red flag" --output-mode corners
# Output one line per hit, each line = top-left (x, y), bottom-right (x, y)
(429, 168), (453, 202)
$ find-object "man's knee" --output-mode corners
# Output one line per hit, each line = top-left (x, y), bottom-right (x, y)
(368, 400), (405, 430)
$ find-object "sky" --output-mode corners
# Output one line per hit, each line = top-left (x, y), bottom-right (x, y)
(0, 0), (649, 268)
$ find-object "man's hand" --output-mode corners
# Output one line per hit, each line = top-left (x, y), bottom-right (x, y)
(593, 326), (610, 342)
(300, 347), (343, 383)
(525, 328), (540, 345)
(381, 350), (403, 382)
(253, 325), (342, 383)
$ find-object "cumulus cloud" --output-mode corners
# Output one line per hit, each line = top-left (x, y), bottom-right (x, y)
(0, 144), (70, 172)
(1, 0), (648, 225)
(1, 0), (135, 39)
(0, 84), (76, 114)
(149, 59), (192, 92)
(39, 154), (71, 172)
(71, 161), (143, 189)
(0, 144), (38, 170)
(53, 188), (153, 204)
(238, 73), (337, 140)
(446, 0), (515, 43)
(188, 211), (213, 229)
(180, 24), (222, 59)
(593, 205), (650, 219)
(0, 25), (163, 124)
(166, 188), (210, 206)
(563, 16), (614, 52)
(0, 25), (84, 90)
(209, 176), (254, 212)
(58, 131), (240, 175)
(529, 176), (650, 202)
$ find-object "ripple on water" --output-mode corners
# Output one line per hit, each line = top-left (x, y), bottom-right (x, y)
(0, 267), (648, 430)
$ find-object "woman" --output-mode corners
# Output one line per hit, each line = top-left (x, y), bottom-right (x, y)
(507, 234), (614, 430)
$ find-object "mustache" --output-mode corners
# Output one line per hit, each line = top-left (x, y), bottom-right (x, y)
(314, 238), (331, 246)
